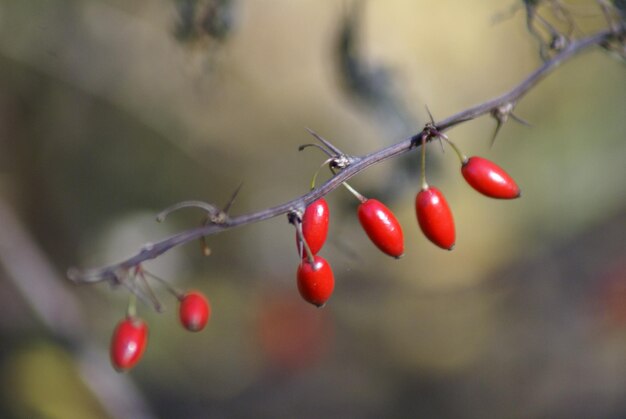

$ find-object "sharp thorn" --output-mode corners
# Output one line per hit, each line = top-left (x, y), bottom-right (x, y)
(223, 182), (243, 214)
(424, 104), (435, 125)
(490, 120), (503, 148)
(305, 128), (344, 156)
(299, 143), (334, 157)
(510, 113), (532, 127)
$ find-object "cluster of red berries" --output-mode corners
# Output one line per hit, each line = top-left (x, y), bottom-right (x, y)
(294, 189), (404, 307)
(292, 132), (520, 307)
(110, 285), (211, 372)
(106, 130), (520, 372)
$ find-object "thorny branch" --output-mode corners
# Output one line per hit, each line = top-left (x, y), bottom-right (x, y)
(68, 27), (621, 285)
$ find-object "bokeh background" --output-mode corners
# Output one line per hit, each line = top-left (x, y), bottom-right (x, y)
(0, 0), (625, 418)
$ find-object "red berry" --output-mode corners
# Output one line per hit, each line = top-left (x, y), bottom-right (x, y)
(415, 187), (455, 250)
(297, 256), (335, 307)
(357, 199), (404, 258)
(462, 156), (520, 199)
(179, 291), (211, 332)
(110, 316), (148, 372)
(297, 198), (330, 256)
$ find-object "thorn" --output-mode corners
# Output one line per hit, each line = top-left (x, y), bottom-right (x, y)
(299, 143), (334, 157)
(305, 128), (344, 156)
(510, 112), (531, 127)
(425, 104), (435, 125)
(223, 182), (243, 214)
(490, 120), (504, 149)
(490, 102), (527, 147)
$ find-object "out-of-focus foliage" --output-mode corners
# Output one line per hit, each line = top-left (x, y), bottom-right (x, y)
(0, 0), (625, 418)
(2, 342), (110, 419)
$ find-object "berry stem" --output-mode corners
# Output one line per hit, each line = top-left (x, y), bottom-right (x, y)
(127, 293), (137, 318)
(288, 211), (317, 267)
(293, 216), (316, 266)
(420, 135), (428, 190)
(443, 138), (468, 165)
(339, 179), (367, 203)
(142, 269), (185, 300)
(330, 165), (366, 203)
(120, 271), (154, 309)
(136, 269), (163, 312)
(310, 158), (335, 190)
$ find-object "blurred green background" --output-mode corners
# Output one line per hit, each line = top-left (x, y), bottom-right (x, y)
(0, 0), (625, 418)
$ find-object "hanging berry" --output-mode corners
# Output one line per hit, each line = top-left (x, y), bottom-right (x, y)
(179, 291), (211, 332)
(298, 198), (330, 256)
(297, 256), (335, 307)
(337, 180), (404, 258)
(415, 128), (456, 250)
(110, 316), (149, 372)
(461, 156), (521, 199)
(415, 186), (456, 250)
(357, 199), (404, 258)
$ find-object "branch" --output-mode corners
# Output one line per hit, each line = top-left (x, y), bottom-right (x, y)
(68, 28), (619, 284)
(437, 30), (616, 131)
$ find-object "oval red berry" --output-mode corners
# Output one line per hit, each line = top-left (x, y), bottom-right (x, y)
(462, 156), (520, 199)
(298, 198), (329, 256)
(297, 256), (335, 307)
(415, 186), (455, 250)
(110, 316), (148, 372)
(179, 291), (211, 332)
(357, 199), (404, 258)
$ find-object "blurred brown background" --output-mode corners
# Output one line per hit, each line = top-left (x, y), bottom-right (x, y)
(0, 0), (625, 418)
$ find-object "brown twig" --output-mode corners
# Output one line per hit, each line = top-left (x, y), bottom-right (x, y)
(67, 28), (619, 285)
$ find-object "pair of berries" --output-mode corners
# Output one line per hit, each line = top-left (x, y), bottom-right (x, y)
(110, 290), (211, 371)
(296, 198), (335, 307)
(299, 196), (404, 259)
(416, 154), (520, 250)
